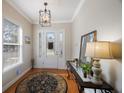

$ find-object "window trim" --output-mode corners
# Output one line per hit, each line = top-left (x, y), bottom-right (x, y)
(2, 18), (23, 72)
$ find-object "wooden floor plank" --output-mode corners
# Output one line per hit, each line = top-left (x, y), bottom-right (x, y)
(3, 68), (79, 93)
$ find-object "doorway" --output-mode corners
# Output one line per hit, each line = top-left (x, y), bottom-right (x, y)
(38, 29), (65, 69)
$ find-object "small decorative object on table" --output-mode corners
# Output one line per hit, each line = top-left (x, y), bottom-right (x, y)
(75, 58), (79, 69)
(31, 59), (34, 69)
(80, 63), (92, 78)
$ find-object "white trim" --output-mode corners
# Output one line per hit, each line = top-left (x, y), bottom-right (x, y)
(5, 0), (33, 24)
(3, 62), (23, 73)
(3, 43), (20, 45)
(51, 20), (72, 24)
(71, 0), (85, 22)
(2, 67), (31, 92)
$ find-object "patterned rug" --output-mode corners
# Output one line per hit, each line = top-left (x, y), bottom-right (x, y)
(16, 72), (67, 93)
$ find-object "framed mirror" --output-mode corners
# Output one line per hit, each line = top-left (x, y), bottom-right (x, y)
(79, 31), (97, 65)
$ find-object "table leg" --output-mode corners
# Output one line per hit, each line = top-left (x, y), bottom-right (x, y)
(66, 65), (71, 79)
(79, 87), (84, 93)
(67, 69), (70, 79)
(101, 89), (104, 93)
(94, 89), (96, 93)
(79, 89), (82, 93)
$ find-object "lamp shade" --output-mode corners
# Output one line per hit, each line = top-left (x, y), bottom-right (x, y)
(85, 41), (113, 59)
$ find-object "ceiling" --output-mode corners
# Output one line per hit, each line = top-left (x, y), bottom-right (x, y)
(6, 0), (84, 24)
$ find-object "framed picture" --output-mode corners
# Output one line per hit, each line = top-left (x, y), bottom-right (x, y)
(25, 36), (31, 44)
(79, 31), (97, 65)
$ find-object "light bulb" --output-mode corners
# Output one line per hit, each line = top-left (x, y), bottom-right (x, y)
(42, 15), (49, 23)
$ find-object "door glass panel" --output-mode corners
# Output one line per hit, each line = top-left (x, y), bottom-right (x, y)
(46, 32), (55, 56)
(60, 32), (63, 42)
(39, 32), (42, 57)
(59, 32), (63, 56)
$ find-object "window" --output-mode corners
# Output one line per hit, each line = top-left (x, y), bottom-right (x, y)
(46, 32), (55, 56)
(3, 19), (22, 71)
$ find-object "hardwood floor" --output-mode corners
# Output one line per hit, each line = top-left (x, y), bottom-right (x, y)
(3, 68), (79, 93)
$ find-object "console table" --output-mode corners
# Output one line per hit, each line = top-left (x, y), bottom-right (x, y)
(66, 61), (113, 93)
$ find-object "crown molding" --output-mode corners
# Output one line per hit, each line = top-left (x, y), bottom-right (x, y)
(33, 20), (73, 24)
(71, 0), (85, 22)
(52, 20), (73, 23)
(5, 0), (33, 24)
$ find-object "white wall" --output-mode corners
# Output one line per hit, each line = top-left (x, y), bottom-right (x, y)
(33, 23), (72, 68)
(2, 1), (33, 91)
(72, 0), (122, 93)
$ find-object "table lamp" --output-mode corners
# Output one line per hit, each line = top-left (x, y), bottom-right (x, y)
(85, 41), (113, 85)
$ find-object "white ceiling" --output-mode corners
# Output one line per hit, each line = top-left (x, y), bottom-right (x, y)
(6, 0), (84, 24)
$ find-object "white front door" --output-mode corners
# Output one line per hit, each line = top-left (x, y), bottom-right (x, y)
(38, 29), (65, 69)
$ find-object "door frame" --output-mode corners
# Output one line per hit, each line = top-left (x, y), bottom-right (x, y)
(37, 28), (66, 69)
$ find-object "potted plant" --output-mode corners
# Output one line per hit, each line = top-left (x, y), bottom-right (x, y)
(80, 63), (92, 78)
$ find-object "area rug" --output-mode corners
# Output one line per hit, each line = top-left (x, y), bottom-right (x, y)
(16, 72), (67, 93)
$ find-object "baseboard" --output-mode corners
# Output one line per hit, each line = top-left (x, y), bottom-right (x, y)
(2, 67), (31, 92)
(33, 68), (67, 71)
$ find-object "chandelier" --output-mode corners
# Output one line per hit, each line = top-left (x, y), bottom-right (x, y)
(39, 2), (51, 27)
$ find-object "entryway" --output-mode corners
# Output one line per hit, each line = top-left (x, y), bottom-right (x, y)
(37, 29), (66, 69)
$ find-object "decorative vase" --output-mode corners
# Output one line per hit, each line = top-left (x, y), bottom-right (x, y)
(84, 72), (87, 78)
(90, 70), (93, 77)
(31, 59), (34, 69)
(92, 60), (103, 85)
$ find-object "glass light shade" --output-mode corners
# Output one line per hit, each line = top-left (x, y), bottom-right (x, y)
(85, 41), (113, 59)
(39, 10), (51, 27)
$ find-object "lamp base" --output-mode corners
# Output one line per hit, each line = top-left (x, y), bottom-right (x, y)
(92, 58), (103, 85)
